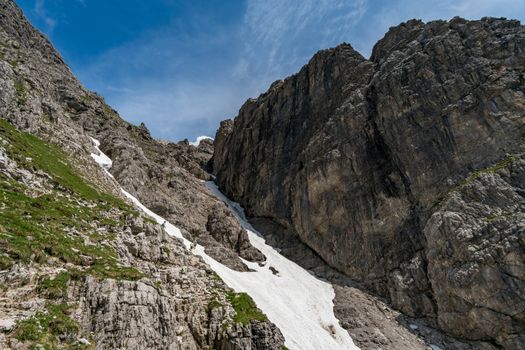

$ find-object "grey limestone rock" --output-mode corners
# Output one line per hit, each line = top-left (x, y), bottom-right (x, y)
(0, 0), (284, 348)
(212, 17), (525, 348)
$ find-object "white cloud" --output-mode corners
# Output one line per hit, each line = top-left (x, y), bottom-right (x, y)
(34, 0), (57, 35)
(105, 79), (245, 141)
(73, 0), (525, 142)
(237, 0), (368, 88)
(358, 0), (525, 56)
(90, 1), (370, 141)
(189, 136), (213, 147)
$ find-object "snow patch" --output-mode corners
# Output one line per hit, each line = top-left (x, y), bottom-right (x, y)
(90, 137), (101, 147)
(189, 135), (213, 147)
(89, 137), (359, 350)
(89, 137), (112, 170)
(205, 182), (359, 350)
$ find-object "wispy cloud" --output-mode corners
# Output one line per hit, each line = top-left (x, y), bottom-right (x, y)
(107, 79), (245, 141)
(33, 0), (57, 35)
(72, 0), (525, 142)
(79, 0), (371, 141)
(76, 11), (242, 141)
(75, 0), (86, 6)
(237, 0), (368, 89)
(356, 0), (525, 56)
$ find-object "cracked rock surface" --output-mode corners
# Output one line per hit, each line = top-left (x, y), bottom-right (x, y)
(0, 0), (283, 348)
(213, 17), (525, 349)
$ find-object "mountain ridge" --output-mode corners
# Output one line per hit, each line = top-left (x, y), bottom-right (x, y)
(1, 0), (524, 348)
(0, 0), (286, 348)
(212, 16), (525, 349)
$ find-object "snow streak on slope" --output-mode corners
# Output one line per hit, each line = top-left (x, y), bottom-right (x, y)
(89, 137), (113, 170)
(89, 137), (359, 350)
(189, 135), (213, 147)
(205, 182), (359, 350)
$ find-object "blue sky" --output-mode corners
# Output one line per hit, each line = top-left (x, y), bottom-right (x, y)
(16, 0), (525, 142)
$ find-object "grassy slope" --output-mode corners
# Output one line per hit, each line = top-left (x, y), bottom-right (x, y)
(0, 118), (274, 348)
(0, 118), (142, 279)
(0, 118), (144, 349)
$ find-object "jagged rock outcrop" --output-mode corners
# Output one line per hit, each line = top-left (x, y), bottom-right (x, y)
(0, 0), (261, 272)
(213, 17), (525, 349)
(425, 155), (525, 348)
(206, 204), (266, 262)
(0, 0), (283, 348)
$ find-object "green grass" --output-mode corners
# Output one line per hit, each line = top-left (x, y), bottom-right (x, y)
(0, 118), (133, 210)
(0, 178), (143, 280)
(207, 298), (224, 312)
(14, 79), (26, 106)
(0, 182), (122, 269)
(14, 302), (84, 349)
(0, 119), (145, 349)
(226, 292), (268, 325)
(79, 93), (93, 103)
(0, 118), (142, 280)
(85, 260), (143, 281)
(454, 155), (516, 190)
(37, 271), (71, 299)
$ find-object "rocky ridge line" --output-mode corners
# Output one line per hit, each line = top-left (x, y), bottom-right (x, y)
(0, 0), (285, 348)
(212, 17), (525, 349)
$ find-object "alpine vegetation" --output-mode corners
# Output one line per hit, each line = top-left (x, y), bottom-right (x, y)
(0, 0), (524, 349)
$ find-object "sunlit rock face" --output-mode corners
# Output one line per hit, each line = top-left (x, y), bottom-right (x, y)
(213, 17), (525, 349)
(0, 0), (285, 349)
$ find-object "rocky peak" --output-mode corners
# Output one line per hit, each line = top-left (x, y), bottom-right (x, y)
(212, 17), (525, 349)
(0, 0), (64, 64)
(0, 0), (285, 348)
(137, 122), (151, 138)
(370, 18), (425, 63)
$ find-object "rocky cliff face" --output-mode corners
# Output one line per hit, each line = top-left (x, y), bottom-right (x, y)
(425, 154), (525, 349)
(0, 0), (284, 349)
(213, 17), (525, 349)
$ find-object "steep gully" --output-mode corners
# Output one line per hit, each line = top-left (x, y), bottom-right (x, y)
(90, 137), (358, 350)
